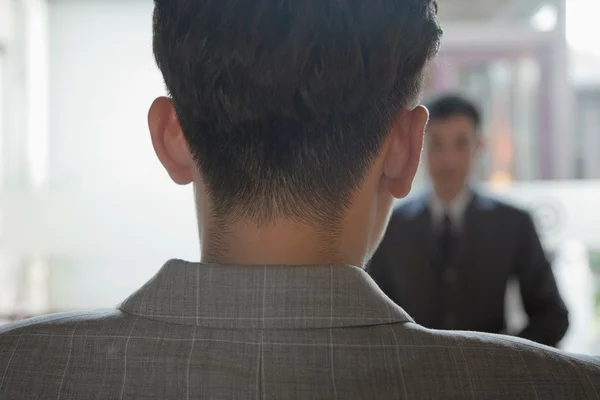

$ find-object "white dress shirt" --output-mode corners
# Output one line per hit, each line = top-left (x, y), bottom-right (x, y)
(429, 189), (472, 233)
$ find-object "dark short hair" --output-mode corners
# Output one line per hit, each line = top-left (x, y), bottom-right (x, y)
(153, 0), (442, 225)
(426, 94), (482, 131)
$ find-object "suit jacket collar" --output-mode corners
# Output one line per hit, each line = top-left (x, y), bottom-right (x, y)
(118, 260), (413, 329)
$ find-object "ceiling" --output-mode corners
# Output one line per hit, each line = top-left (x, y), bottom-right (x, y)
(436, 0), (553, 22)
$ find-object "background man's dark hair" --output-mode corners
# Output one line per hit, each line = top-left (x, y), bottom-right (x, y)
(153, 0), (442, 225)
(426, 94), (482, 131)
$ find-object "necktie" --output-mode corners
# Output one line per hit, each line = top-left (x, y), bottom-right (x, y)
(437, 214), (458, 329)
(438, 214), (455, 265)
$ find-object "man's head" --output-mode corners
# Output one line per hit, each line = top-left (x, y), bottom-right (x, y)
(148, 0), (441, 265)
(425, 95), (482, 202)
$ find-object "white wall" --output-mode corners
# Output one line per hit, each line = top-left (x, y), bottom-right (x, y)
(48, 0), (167, 190)
(0, 0), (14, 45)
(1, 0), (199, 312)
(45, 0), (199, 309)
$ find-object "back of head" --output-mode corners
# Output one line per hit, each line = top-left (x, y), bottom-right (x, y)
(153, 0), (442, 225)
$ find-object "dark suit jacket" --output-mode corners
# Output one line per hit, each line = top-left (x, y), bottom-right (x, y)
(368, 191), (569, 347)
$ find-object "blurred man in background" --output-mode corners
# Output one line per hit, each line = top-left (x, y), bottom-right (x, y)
(369, 94), (569, 347)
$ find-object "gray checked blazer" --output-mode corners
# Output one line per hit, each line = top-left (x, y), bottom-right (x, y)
(1, 260), (599, 399)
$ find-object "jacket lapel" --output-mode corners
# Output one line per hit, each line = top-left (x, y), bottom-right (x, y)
(454, 192), (496, 270)
(454, 194), (477, 269)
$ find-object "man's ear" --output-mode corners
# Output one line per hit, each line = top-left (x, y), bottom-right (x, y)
(148, 97), (195, 185)
(382, 105), (428, 198)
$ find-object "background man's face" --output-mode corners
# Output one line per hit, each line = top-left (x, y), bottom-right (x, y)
(425, 114), (479, 199)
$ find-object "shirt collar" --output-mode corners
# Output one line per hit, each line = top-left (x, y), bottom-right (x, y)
(429, 188), (472, 230)
(118, 260), (413, 330)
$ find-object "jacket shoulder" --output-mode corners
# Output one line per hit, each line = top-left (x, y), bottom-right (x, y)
(0, 309), (124, 336)
(0, 310), (130, 385)
(398, 324), (600, 396)
(472, 193), (534, 223)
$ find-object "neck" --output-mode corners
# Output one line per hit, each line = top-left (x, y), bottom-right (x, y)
(200, 219), (366, 267)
